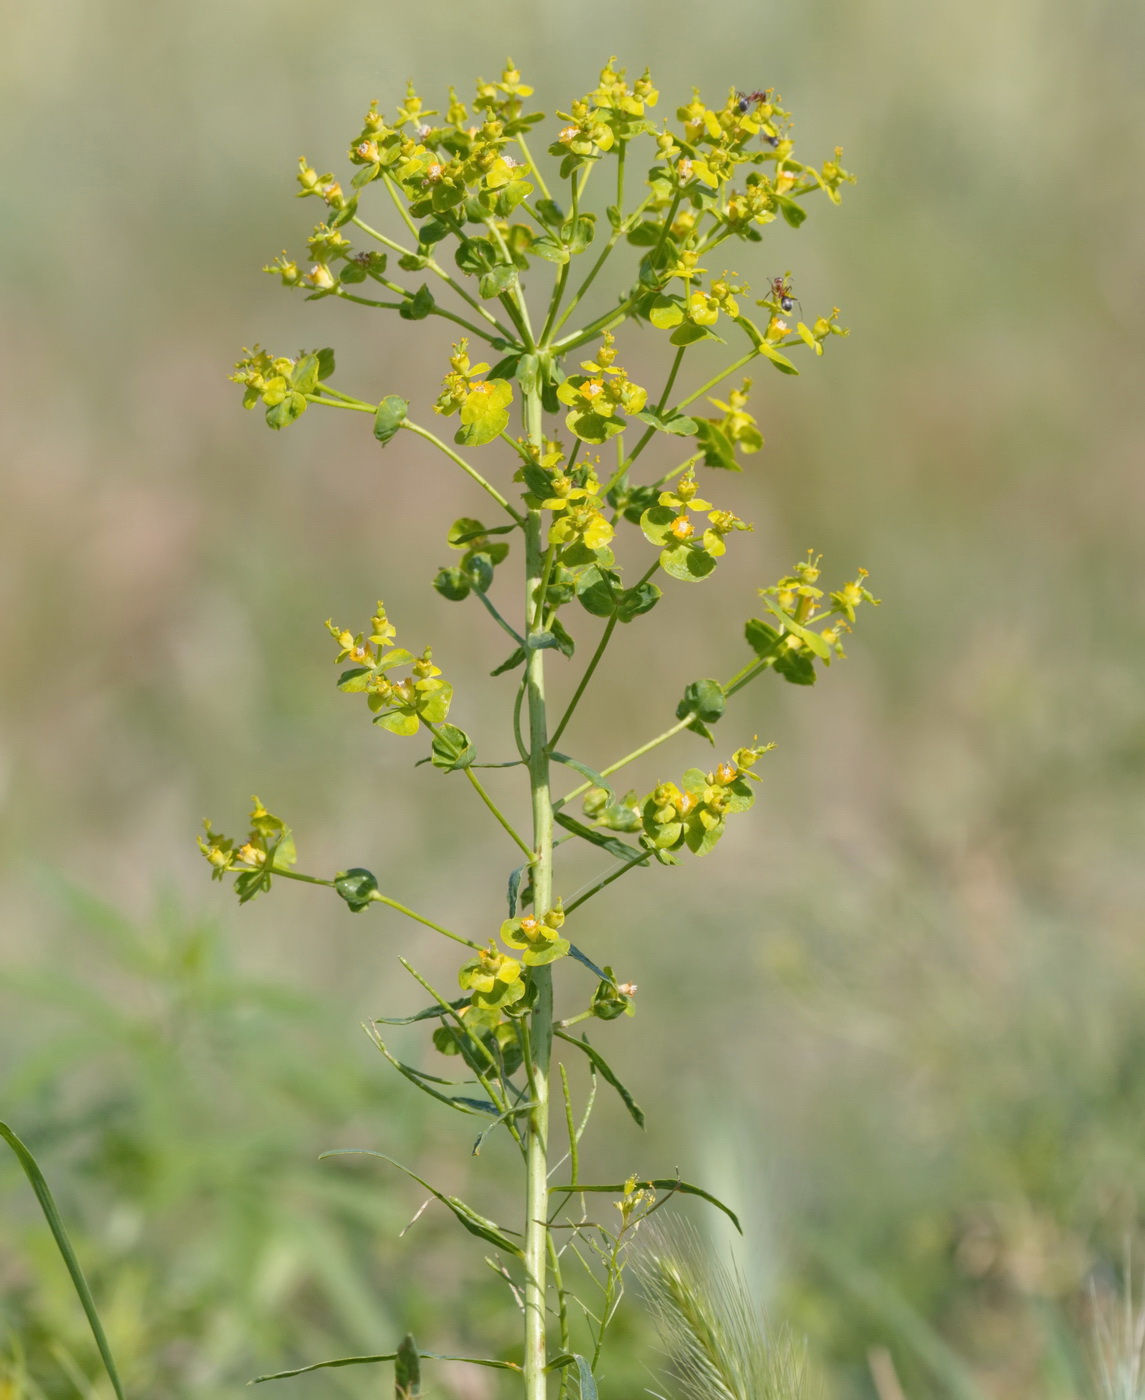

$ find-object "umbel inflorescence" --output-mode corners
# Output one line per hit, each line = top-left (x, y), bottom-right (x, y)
(203, 57), (875, 1399)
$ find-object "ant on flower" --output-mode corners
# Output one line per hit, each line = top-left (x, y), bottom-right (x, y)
(768, 273), (801, 317)
(736, 88), (772, 113)
(736, 88), (782, 147)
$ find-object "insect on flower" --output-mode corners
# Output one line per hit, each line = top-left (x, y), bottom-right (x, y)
(736, 88), (772, 114)
(769, 272), (800, 316)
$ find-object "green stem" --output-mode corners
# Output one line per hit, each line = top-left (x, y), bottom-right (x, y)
(522, 381), (553, 1400)
(564, 847), (651, 914)
(657, 345), (687, 412)
(354, 211), (517, 342)
(548, 615), (617, 751)
(401, 421), (524, 523)
(473, 588), (526, 646)
(674, 348), (761, 412)
(515, 131), (552, 202)
(463, 766), (536, 862)
(364, 889), (483, 949)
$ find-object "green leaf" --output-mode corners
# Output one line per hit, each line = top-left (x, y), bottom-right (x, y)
(616, 581), (661, 622)
(565, 407), (625, 444)
(553, 1030), (645, 1129)
(434, 565), (471, 601)
(548, 1177), (742, 1233)
(745, 618), (781, 656)
(531, 235), (570, 265)
(430, 723), (476, 772)
(549, 617), (576, 658)
(375, 995), (470, 1025)
(575, 564), (621, 617)
(396, 1335), (421, 1400)
(522, 938), (570, 966)
(417, 218), (451, 245)
(374, 395), (409, 445)
(253, 1352), (521, 1385)
(316, 346), (336, 380)
(677, 677), (726, 728)
(694, 419), (740, 471)
(479, 264), (517, 299)
(660, 542), (718, 582)
(555, 813), (644, 863)
(534, 198), (565, 226)
(289, 353), (321, 394)
(648, 295), (685, 329)
(547, 1356), (598, 1400)
(562, 214), (596, 253)
(775, 648), (817, 685)
(334, 867), (378, 912)
(399, 283), (435, 320)
(0, 1122), (126, 1400)
(670, 320), (723, 347)
(634, 406), (698, 435)
(626, 220), (664, 246)
(777, 193), (808, 227)
(490, 646), (526, 676)
(319, 1149), (522, 1255)
(762, 597), (832, 657)
(550, 752), (614, 804)
(266, 391), (307, 429)
(756, 338), (800, 375)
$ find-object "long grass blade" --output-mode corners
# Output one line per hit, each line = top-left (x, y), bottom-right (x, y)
(1, 1120), (127, 1400)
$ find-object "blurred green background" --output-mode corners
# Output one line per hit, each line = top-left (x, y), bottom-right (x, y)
(2, 0), (1144, 1396)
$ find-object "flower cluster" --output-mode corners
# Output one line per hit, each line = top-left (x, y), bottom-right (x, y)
(500, 902), (570, 966)
(458, 945), (525, 1014)
(639, 470), (752, 582)
(328, 603), (453, 736)
(745, 554), (880, 684)
(197, 797), (297, 904)
(641, 744), (770, 857)
(555, 334), (648, 444)
(229, 345), (335, 429)
(434, 340), (515, 447)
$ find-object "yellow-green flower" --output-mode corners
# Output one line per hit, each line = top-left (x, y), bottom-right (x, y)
(500, 904), (570, 966)
(459, 946), (525, 1013)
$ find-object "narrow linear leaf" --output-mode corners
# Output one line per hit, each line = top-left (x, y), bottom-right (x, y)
(547, 1354), (599, 1400)
(0, 1122), (126, 1400)
(555, 812), (641, 862)
(319, 1149), (522, 1254)
(567, 943), (612, 982)
(548, 1177), (742, 1233)
(553, 1030), (645, 1129)
(472, 1101), (536, 1156)
(550, 753), (614, 806)
(368, 1033), (497, 1117)
(253, 1352), (522, 1384)
(375, 995), (470, 1026)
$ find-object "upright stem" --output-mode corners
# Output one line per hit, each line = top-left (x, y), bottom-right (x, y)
(522, 382), (553, 1400)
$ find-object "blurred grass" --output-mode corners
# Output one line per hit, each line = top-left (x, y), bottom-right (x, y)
(1, 0), (1144, 1396)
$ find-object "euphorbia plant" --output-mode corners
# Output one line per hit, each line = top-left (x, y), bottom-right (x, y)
(203, 58), (873, 1397)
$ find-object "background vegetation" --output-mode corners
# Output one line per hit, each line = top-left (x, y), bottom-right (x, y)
(1, 2), (1143, 1396)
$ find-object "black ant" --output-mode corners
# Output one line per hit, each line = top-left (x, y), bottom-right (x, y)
(736, 89), (781, 146)
(736, 88), (772, 114)
(768, 273), (800, 318)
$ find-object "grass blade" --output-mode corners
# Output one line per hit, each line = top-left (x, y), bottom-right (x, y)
(252, 1351), (521, 1383)
(1, 1120), (126, 1400)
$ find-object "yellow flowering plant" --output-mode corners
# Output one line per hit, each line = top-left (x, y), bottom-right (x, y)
(203, 57), (876, 1399)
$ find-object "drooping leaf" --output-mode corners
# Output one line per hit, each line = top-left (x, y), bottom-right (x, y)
(319, 1149), (522, 1255)
(491, 645), (526, 677)
(555, 813), (643, 862)
(548, 1177), (742, 1233)
(252, 1352), (521, 1385)
(553, 1030), (645, 1129)
(550, 753), (614, 805)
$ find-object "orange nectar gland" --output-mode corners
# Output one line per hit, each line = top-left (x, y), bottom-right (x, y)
(669, 516), (695, 542)
(715, 761), (738, 785)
